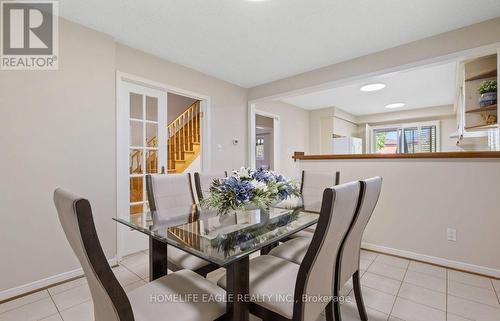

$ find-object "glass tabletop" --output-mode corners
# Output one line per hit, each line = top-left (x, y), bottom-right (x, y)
(114, 196), (320, 266)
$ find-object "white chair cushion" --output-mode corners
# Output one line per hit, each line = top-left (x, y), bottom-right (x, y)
(128, 269), (226, 321)
(168, 245), (211, 271)
(217, 255), (299, 319)
(268, 237), (310, 264)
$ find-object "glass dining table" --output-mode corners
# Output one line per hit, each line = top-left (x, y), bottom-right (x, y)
(114, 196), (320, 321)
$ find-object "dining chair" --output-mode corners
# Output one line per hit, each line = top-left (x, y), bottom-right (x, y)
(217, 181), (361, 321)
(193, 171), (228, 201)
(268, 177), (383, 320)
(288, 170), (340, 239)
(53, 188), (226, 321)
(146, 173), (218, 276)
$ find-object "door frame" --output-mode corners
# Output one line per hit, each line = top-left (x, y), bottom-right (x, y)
(248, 103), (280, 172)
(116, 71), (212, 259)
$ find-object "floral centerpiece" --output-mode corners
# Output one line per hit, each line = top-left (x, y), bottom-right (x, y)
(201, 167), (300, 215)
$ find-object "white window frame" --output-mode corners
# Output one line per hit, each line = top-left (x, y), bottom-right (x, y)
(370, 120), (441, 153)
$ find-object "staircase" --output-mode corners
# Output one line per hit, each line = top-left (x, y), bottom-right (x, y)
(167, 101), (201, 173)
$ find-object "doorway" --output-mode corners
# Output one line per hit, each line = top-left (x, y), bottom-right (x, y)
(248, 105), (280, 172)
(116, 72), (211, 257)
(255, 115), (274, 170)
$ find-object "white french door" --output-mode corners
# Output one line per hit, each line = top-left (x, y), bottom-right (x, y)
(117, 80), (167, 257)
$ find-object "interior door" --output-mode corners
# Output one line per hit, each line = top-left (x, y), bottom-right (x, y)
(117, 80), (167, 257)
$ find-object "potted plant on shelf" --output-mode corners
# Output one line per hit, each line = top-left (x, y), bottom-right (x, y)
(478, 80), (497, 107)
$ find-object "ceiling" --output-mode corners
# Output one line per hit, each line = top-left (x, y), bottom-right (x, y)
(59, 0), (500, 88)
(280, 62), (457, 115)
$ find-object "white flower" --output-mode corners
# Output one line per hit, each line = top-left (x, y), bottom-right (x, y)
(251, 180), (268, 192)
(238, 166), (250, 178)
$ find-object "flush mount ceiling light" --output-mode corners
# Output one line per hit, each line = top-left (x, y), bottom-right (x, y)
(360, 83), (386, 92)
(385, 103), (406, 109)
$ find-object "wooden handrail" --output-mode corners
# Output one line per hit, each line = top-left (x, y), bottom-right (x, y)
(167, 101), (201, 172)
(168, 101), (200, 129)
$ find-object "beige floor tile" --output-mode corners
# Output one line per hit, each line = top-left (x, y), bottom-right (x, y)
(403, 270), (446, 293)
(375, 255), (409, 269)
(112, 265), (142, 286)
(367, 262), (406, 281)
(351, 286), (396, 314)
(491, 279), (500, 294)
(125, 262), (149, 280)
(340, 301), (389, 321)
(123, 280), (147, 293)
(388, 317), (405, 321)
(51, 283), (91, 311)
(0, 289), (49, 314)
(40, 313), (64, 321)
(448, 294), (500, 321)
(340, 278), (353, 297)
(448, 270), (494, 290)
(391, 297), (446, 321)
(120, 251), (148, 269)
(59, 301), (94, 321)
(0, 297), (57, 321)
(448, 280), (499, 307)
(359, 258), (373, 271)
(360, 250), (378, 262)
(361, 272), (402, 296)
(407, 261), (446, 279)
(48, 277), (87, 296)
(447, 313), (475, 321)
(398, 282), (446, 311)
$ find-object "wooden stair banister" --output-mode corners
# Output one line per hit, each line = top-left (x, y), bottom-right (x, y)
(167, 101), (201, 173)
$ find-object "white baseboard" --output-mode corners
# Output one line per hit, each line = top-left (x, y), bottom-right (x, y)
(0, 258), (117, 302)
(362, 242), (500, 279)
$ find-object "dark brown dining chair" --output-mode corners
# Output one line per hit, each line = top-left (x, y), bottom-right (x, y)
(146, 173), (219, 276)
(217, 181), (362, 321)
(53, 188), (226, 321)
(268, 177), (383, 320)
(193, 171), (228, 201)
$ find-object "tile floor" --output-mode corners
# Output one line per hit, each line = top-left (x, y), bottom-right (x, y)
(1, 250), (499, 321)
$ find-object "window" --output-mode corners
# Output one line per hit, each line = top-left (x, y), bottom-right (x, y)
(371, 121), (439, 154)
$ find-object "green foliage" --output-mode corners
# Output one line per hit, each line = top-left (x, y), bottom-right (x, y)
(375, 133), (386, 151)
(478, 80), (497, 94)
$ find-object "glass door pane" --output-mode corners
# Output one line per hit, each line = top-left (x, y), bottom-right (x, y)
(128, 92), (161, 215)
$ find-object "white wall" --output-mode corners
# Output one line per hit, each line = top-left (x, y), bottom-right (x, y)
(167, 93), (197, 124)
(249, 17), (500, 101)
(298, 158), (500, 277)
(254, 101), (309, 179)
(0, 19), (117, 294)
(115, 44), (248, 172)
(0, 17), (248, 297)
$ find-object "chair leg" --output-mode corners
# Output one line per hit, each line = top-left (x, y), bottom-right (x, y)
(325, 301), (334, 321)
(333, 300), (342, 321)
(353, 270), (368, 321)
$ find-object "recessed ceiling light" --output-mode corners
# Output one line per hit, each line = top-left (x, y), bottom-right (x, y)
(360, 83), (386, 92)
(385, 103), (405, 109)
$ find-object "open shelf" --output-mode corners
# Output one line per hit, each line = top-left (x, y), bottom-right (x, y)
(465, 105), (497, 113)
(465, 69), (497, 82)
(464, 123), (498, 131)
